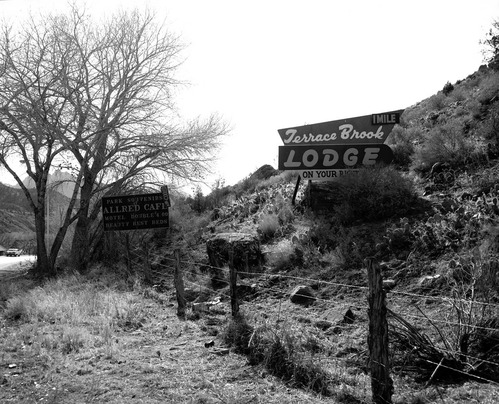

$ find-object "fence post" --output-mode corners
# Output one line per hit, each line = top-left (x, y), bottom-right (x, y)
(367, 258), (393, 404)
(125, 233), (132, 274)
(229, 247), (239, 316)
(174, 249), (186, 318)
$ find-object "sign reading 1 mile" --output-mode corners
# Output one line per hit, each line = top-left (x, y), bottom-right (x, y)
(102, 187), (170, 232)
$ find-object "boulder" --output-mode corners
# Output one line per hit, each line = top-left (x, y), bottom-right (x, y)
(418, 274), (446, 292)
(290, 285), (316, 306)
(206, 233), (264, 277)
(184, 287), (201, 302)
(314, 320), (333, 331)
(342, 308), (356, 324)
(382, 279), (397, 291)
(302, 182), (347, 212)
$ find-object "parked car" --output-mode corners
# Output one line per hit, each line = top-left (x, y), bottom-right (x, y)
(6, 248), (22, 257)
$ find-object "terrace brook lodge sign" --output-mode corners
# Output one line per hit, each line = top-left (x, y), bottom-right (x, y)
(278, 110), (403, 180)
(102, 191), (170, 232)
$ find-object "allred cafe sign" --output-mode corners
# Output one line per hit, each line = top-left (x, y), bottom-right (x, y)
(102, 192), (169, 232)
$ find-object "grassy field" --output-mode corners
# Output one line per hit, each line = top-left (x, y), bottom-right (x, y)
(1, 269), (498, 404)
(0, 273), (344, 404)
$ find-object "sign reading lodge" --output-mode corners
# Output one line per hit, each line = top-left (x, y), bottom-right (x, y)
(278, 144), (394, 171)
(102, 192), (169, 232)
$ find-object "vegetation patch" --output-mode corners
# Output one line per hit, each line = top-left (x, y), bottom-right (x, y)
(222, 313), (334, 397)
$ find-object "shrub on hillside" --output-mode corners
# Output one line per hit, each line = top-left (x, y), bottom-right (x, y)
(223, 313), (333, 396)
(428, 92), (449, 111)
(477, 71), (499, 105)
(258, 214), (280, 241)
(255, 170), (298, 191)
(442, 81), (454, 96)
(449, 86), (469, 103)
(478, 101), (499, 148)
(386, 126), (424, 168)
(332, 166), (418, 224)
(410, 121), (484, 172)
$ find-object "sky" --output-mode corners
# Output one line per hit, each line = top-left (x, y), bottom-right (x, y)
(0, 0), (498, 192)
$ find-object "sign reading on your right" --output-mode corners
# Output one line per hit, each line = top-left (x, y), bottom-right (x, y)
(277, 110), (404, 181)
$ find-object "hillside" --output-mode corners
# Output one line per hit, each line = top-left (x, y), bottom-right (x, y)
(1, 65), (499, 403)
(0, 181), (72, 248)
(0, 183), (34, 236)
(158, 64), (499, 401)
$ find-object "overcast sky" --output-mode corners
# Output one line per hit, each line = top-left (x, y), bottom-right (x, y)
(1, 0), (498, 191)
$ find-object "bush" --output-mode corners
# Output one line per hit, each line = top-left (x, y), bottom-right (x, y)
(428, 93), (449, 111)
(386, 126), (423, 168)
(410, 121), (484, 172)
(442, 81), (454, 96)
(223, 314), (333, 396)
(333, 166), (418, 224)
(221, 313), (255, 356)
(258, 214), (280, 241)
(477, 71), (499, 105)
(449, 86), (469, 103)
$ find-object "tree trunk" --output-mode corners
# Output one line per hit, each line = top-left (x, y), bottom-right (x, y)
(70, 175), (93, 272)
(34, 209), (53, 278)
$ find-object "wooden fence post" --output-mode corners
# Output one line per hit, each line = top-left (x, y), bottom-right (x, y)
(367, 258), (393, 404)
(229, 247), (239, 316)
(174, 249), (186, 318)
(125, 233), (132, 274)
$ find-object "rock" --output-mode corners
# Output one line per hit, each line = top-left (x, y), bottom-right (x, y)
(383, 279), (397, 291)
(440, 197), (459, 213)
(206, 233), (264, 277)
(184, 287), (200, 302)
(192, 302), (208, 313)
(343, 308), (356, 324)
(249, 164), (278, 181)
(460, 192), (473, 201)
(302, 182), (346, 212)
(237, 282), (258, 299)
(290, 285), (316, 306)
(210, 348), (230, 356)
(314, 320), (333, 331)
(325, 326), (343, 335)
(418, 274), (445, 291)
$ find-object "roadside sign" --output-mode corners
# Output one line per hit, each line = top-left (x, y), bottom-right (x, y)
(278, 144), (394, 171)
(277, 110), (403, 146)
(102, 192), (169, 232)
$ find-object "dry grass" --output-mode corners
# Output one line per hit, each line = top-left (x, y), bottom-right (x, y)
(1, 258), (499, 403)
(0, 274), (338, 404)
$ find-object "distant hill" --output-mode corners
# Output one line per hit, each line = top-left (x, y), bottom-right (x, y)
(0, 182), (32, 212)
(0, 180), (73, 238)
(18, 169), (76, 199)
(0, 183), (35, 235)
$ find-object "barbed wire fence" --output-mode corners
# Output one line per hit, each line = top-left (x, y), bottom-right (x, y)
(115, 237), (499, 403)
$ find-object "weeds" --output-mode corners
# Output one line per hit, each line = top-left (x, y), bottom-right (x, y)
(411, 121), (482, 172)
(333, 166), (418, 224)
(222, 313), (334, 396)
(258, 214), (280, 241)
(2, 274), (147, 350)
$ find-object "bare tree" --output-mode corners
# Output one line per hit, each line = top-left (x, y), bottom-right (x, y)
(0, 7), (228, 276)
